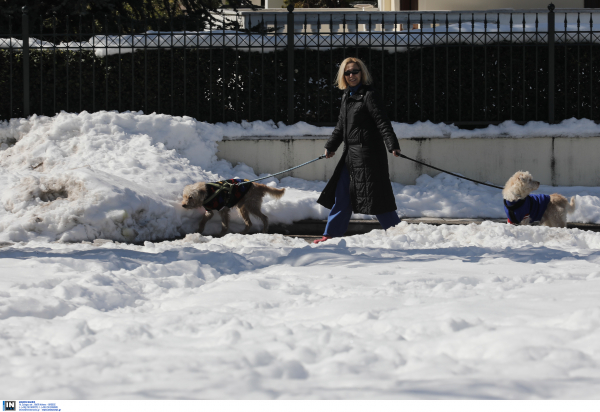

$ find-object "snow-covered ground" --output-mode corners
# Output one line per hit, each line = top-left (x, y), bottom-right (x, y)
(1, 112), (600, 399)
(2, 224), (600, 399)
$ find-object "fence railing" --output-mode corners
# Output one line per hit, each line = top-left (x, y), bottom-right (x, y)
(1, 4), (600, 126)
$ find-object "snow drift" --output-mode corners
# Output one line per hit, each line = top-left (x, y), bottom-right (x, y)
(2, 111), (600, 243)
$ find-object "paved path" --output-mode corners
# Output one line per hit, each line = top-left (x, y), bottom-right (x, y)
(271, 218), (600, 243)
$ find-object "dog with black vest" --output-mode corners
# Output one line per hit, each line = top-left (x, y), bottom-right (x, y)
(181, 179), (285, 235)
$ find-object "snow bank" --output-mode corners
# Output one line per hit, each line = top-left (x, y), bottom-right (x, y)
(349, 220), (600, 250)
(393, 118), (600, 139)
(2, 112), (600, 243)
(0, 112), (334, 243)
(155, 220), (600, 252)
(0, 112), (216, 243)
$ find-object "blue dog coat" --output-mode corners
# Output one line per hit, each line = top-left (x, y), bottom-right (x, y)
(203, 179), (251, 211)
(504, 194), (551, 224)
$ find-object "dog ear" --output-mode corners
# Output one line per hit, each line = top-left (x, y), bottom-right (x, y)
(193, 188), (208, 207)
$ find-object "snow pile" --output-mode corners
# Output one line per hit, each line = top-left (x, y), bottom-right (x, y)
(393, 117), (600, 139)
(0, 112), (336, 243)
(349, 220), (600, 250)
(2, 111), (600, 244)
(0, 112), (220, 243)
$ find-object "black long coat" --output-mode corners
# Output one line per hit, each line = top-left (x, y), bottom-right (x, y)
(317, 84), (400, 215)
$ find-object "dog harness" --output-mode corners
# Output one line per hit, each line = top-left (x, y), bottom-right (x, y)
(504, 194), (551, 225)
(202, 179), (251, 211)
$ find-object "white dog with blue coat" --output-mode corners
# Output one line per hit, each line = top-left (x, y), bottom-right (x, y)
(502, 171), (575, 227)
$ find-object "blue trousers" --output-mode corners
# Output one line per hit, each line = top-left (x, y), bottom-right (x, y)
(324, 164), (401, 237)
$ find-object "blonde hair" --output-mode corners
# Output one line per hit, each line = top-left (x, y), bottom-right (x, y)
(336, 57), (373, 90)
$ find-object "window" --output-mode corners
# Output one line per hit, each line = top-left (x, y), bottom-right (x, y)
(400, 0), (418, 10)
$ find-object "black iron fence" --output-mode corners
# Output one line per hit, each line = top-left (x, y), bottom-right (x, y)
(2, 5), (600, 125)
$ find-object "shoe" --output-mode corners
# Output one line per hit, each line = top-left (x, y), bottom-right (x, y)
(313, 236), (332, 244)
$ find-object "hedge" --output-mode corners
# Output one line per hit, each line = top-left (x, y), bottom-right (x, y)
(2, 42), (600, 124)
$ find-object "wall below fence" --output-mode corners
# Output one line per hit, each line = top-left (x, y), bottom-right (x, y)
(417, 0), (584, 10)
(217, 136), (600, 187)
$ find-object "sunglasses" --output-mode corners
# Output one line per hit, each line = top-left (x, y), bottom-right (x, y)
(344, 69), (361, 76)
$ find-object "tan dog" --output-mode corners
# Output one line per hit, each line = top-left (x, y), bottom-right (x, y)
(503, 171), (575, 227)
(181, 182), (285, 235)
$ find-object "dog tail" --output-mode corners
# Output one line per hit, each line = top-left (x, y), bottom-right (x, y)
(263, 186), (285, 200)
(567, 196), (576, 213)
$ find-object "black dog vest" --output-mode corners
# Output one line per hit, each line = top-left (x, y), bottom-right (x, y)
(202, 179), (251, 211)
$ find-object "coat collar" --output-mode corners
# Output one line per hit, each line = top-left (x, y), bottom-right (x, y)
(345, 84), (369, 101)
(504, 197), (527, 208)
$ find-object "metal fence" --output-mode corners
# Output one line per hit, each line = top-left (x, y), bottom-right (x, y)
(1, 5), (600, 125)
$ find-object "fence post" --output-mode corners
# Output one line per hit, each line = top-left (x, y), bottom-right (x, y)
(287, 4), (295, 124)
(548, 3), (555, 123)
(22, 5), (30, 118)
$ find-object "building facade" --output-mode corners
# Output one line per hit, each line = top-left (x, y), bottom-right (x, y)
(381, 0), (590, 11)
(258, 0), (598, 11)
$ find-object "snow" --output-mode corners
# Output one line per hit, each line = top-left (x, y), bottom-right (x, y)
(2, 112), (600, 399)
(1, 223), (600, 399)
(3, 112), (600, 244)
(394, 117), (600, 139)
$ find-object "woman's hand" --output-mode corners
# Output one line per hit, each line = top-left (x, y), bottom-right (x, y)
(392, 149), (401, 157)
(324, 149), (335, 159)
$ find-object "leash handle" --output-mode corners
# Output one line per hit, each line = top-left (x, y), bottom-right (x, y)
(399, 154), (504, 190)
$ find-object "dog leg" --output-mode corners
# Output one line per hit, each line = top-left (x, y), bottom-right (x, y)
(198, 211), (213, 234)
(543, 194), (570, 228)
(219, 208), (230, 236)
(238, 205), (253, 234)
(252, 209), (269, 234)
(559, 206), (568, 228)
(568, 196), (576, 213)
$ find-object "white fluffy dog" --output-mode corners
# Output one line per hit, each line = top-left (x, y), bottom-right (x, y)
(502, 171), (575, 227)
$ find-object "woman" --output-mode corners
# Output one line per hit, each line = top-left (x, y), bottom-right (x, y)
(314, 57), (402, 244)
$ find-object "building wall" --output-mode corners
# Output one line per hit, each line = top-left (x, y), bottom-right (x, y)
(418, 0), (584, 10)
(263, 0), (285, 7)
(217, 136), (600, 187)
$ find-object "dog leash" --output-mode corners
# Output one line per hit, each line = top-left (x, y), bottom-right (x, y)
(211, 152), (501, 191)
(399, 154), (504, 190)
(239, 155), (326, 185)
(202, 155), (326, 208)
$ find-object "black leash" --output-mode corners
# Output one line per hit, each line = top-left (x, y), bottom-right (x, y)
(399, 154), (504, 190)
(201, 155), (326, 209)
(214, 153), (501, 193)
(202, 155), (326, 208)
